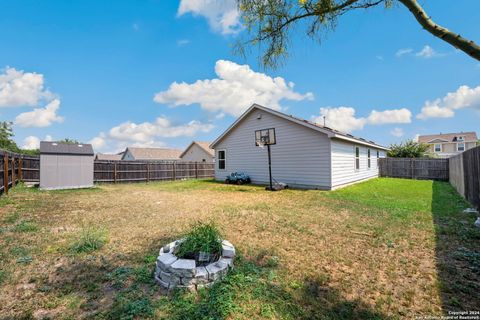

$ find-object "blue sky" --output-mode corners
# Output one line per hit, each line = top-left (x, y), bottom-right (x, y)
(0, 0), (479, 152)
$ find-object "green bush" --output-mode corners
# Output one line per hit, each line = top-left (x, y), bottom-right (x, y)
(70, 226), (108, 253)
(176, 222), (222, 261)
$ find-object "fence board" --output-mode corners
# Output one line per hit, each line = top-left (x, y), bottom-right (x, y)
(450, 146), (480, 209)
(379, 158), (449, 181)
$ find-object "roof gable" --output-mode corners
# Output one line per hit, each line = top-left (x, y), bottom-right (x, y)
(418, 132), (478, 143)
(210, 104), (388, 150)
(180, 141), (214, 158)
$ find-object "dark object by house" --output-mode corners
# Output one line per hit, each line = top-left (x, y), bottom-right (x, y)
(40, 141), (94, 190)
(225, 172), (251, 185)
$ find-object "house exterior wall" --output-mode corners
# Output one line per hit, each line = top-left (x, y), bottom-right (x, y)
(40, 154), (94, 190)
(213, 109), (332, 189)
(330, 139), (385, 189)
(427, 141), (477, 158)
(181, 144), (214, 162)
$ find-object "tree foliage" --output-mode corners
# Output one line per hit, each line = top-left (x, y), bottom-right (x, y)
(0, 121), (39, 155)
(387, 140), (430, 158)
(58, 138), (80, 144)
(236, 0), (480, 68)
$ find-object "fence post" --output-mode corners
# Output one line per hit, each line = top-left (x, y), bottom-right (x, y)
(410, 159), (414, 179)
(18, 157), (23, 182)
(113, 162), (117, 183)
(195, 162), (198, 179)
(3, 153), (9, 194)
(146, 162), (150, 182)
(11, 156), (15, 185)
(173, 162), (176, 181)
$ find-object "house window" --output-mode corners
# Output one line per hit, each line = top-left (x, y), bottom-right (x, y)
(367, 149), (371, 169)
(457, 136), (465, 141)
(355, 146), (360, 170)
(457, 143), (465, 152)
(434, 144), (442, 152)
(376, 150), (380, 168)
(217, 150), (226, 170)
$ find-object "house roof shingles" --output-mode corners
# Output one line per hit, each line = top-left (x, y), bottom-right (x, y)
(418, 132), (478, 143)
(125, 147), (182, 160)
(40, 141), (94, 156)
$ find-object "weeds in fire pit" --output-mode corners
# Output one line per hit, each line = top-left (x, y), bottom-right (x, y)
(176, 222), (222, 263)
(70, 226), (108, 253)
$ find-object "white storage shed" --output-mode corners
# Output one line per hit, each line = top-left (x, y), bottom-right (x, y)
(40, 141), (94, 190)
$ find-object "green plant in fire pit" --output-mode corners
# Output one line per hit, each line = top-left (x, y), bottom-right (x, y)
(176, 222), (222, 265)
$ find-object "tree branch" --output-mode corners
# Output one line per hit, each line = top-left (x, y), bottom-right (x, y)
(398, 0), (480, 61)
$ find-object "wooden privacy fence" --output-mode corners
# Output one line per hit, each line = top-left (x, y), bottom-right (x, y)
(379, 158), (449, 181)
(94, 160), (214, 183)
(0, 150), (39, 195)
(449, 146), (480, 209)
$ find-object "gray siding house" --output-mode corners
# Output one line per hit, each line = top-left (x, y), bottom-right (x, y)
(179, 141), (214, 162)
(40, 141), (94, 190)
(210, 104), (387, 190)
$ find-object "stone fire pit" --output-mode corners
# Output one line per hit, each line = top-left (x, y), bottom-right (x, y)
(154, 239), (236, 291)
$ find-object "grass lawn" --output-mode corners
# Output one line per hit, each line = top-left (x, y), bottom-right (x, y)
(0, 178), (478, 319)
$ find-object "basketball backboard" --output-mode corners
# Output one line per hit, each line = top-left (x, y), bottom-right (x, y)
(255, 128), (276, 146)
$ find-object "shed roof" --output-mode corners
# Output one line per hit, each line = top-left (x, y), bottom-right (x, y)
(179, 141), (214, 158)
(418, 132), (478, 143)
(210, 104), (388, 150)
(40, 141), (94, 156)
(95, 153), (123, 161)
(124, 147), (182, 160)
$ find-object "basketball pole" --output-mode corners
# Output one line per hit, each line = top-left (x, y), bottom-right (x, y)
(267, 144), (273, 190)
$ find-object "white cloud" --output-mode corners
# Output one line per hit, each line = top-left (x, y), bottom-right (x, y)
(154, 60), (313, 116)
(415, 45), (439, 58)
(312, 107), (412, 133)
(22, 134), (53, 150)
(313, 107), (366, 132)
(417, 85), (480, 119)
(22, 136), (40, 150)
(177, 39), (190, 46)
(367, 108), (412, 125)
(390, 127), (404, 137)
(14, 99), (64, 127)
(395, 48), (413, 57)
(89, 116), (215, 152)
(178, 0), (241, 35)
(0, 67), (54, 108)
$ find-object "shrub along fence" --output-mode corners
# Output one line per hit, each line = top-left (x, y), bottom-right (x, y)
(449, 146), (480, 209)
(378, 158), (449, 181)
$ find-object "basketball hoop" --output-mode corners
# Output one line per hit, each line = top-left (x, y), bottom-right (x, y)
(256, 139), (265, 149)
(254, 128), (276, 191)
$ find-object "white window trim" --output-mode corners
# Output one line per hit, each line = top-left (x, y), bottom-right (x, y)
(354, 146), (360, 171)
(367, 148), (371, 169)
(457, 142), (465, 152)
(217, 149), (226, 170)
(434, 143), (442, 152)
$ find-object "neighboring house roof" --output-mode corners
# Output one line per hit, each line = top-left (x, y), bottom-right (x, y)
(123, 147), (182, 160)
(179, 141), (214, 158)
(418, 132), (478, 144)
(40, 141), (94, 156)
(95, 153), (123, 161)
(210, 104), (388, 150)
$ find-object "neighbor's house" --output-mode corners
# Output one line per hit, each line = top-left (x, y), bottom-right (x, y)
(95, 153), (123, 161)
(121, 147), (182, 161)
(179, 141), (214, 162)
(40, 141), (94, 190)
(418, 132), (478, 158)
(210, 104), (388, 190)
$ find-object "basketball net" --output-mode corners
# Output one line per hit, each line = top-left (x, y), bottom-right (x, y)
(257, 139), (265, 149)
